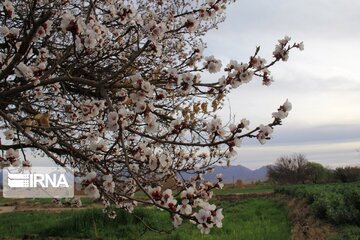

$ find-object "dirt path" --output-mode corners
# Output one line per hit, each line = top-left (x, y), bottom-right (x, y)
(274, 195), (336, 240)
(0, 206), (16, 213)
(0, 203), (103, 214)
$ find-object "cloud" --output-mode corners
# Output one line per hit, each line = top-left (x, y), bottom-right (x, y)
(204, 0), (360, 82)
(271, 124), (360, 144)
(226, 122), (360, 169)
(234, 139), (360, 170)
(207, 0), (360, 41)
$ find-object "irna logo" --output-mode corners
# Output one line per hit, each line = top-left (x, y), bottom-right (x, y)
(2, 167), (74, 198)
(7, 171), (69, 188)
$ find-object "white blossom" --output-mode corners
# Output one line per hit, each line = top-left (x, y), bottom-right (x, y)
(103, 179), (115, 193)
(3, 0), (14, 18)
(172, 214), (183, 228)
(86, 171), (97, 181)
(196, 208), (212, 224)
(257, 124), (273, 145)
(207, 118), (225, 137)
(183, 15), (199, 32)
(177, 199), (192, 215)
(84, 183), (100, 199)
(0, 26), (9, 37)
(298, 42), (305, 51)
(8, 28), (19, 38)
(145, 20), (166, 41)
(4, 129), (15, 140)
(5, 148), (19, 166)
(204, 56), (222, 73)
(283, 99), (292, 112)
(60, 13), (76, 32)
(15, 62), (33, 79)
(213, 209), (224, 228)
(241, 118), (250, 130)
(197, 223), (212, 234)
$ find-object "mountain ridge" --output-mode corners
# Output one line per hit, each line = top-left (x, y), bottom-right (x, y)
(203, 165), (269, 183)
(180, 165), (270, 184)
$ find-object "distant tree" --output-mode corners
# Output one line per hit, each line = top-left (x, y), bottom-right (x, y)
(334, 167), (360, 183)
(269, 154), (360, 185)
(306, 162), (329, 183)
(268, 153), (309, 184)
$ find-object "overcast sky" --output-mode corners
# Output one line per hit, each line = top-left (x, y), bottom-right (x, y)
(203, 0), (360, 169)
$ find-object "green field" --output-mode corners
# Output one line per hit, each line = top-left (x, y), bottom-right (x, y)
(2, 183), (360, 239)
(0, 199), (291, 240)
(212, 184), (274, 195)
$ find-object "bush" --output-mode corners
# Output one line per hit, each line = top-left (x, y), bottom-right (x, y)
(276, 183), (360, 225)
(334, 167), (360, 183)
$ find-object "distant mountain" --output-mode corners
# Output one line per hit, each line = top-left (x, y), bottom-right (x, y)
(252, 166), (269, 181)
(181, 165), (270, 184)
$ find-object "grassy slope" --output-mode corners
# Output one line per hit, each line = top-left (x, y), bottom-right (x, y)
(0, 199), (290, 240)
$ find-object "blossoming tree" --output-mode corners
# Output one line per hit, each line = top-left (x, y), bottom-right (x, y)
(0, 0), (303, 233)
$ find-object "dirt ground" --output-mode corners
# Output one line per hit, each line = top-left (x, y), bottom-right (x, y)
(276, 195), (337, 240)
(0, 206), (16, 213)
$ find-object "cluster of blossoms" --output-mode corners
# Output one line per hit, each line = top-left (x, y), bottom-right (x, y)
(145, 20), (167, 42)
(256, 99), (292, 144)
(77, 172), (115, 199)
(60, 12), (109, 51)
(0, 0), (302, 234)
(273, 36), (304, 61)
(272, 99), (292, 120)
(147, 176), (225, 233)
(4, 148), (20, 166)
(207, 118), (225, 137)
(219, 37), (304, 88)
(204, 56), (222, 73)
(107, 108), (130, 131)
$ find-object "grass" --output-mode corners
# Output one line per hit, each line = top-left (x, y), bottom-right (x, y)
(213, 183), (274, 195)
(0, 196), (94, 207)
(330, 225), (360, 240)
(0, 199), (291, 240)
(134, 184), (274, 198)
